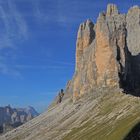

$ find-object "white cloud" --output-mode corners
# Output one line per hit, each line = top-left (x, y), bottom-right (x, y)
(0, 63), (21, 77)
(7, 0), (28, 40)
(0, 6), (13, 49)
(31, 0), (81, 26)
(13, 64), (73, 70)
(0, 0), (76, 76)
(0, 1), (28, 48)
(0, 0), (29, 76)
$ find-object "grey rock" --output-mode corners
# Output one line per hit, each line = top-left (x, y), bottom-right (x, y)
(76, 19), (95, 71)
(0, 105), (38, 134)
(72, 3), (140, 99)
(106, 4), (119, 16)
(126, 6), (140, 55)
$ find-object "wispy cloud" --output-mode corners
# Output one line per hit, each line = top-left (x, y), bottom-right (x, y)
(0, 0), (28, 48)
(0, 0), (77, 76)
(31, 0), (82, 26)
(7, 0), (28, 40)
(32, 0), (43, 19)
(18, 54), (75, 66)
(0, 6), (13, 49)
(0, 0), (29, 76)
(13, 64), (73, 70)
(0, 63), (21, 77)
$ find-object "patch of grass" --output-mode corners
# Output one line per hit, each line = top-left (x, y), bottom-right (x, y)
(63, 113), (140, 140)
(63, 93), (140, 140)
(107, 113), (140, 140)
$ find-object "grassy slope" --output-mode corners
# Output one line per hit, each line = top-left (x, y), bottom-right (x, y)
(63, 93), (140, 140)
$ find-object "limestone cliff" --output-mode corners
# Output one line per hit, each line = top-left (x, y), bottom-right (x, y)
(66, 4), (140, 100)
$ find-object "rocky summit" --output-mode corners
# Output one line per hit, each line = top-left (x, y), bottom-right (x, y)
(69, 3), (140, 100)
(1, 4), (140, 140)
(0, 105), (38, 134)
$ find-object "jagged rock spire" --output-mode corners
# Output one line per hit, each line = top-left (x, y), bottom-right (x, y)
(76, 19), (95, 71)
(126, 5), (140, 55)
(106, 4), (119, 16)
(71, 4), (140, 100)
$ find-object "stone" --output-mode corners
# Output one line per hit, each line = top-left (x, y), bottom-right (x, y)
(71, 4), (140, 99)
(106, 4), (119, 16)
(76, 19), (95, 71)
(126, 6), (140, 55)
(0, 105), (38, 133)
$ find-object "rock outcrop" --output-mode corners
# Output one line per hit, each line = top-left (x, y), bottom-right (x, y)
(0, 105), (38, 133)
(126, 6), (140, 56)
(76, 19), (95, 71)
(65, 4), (140, 100)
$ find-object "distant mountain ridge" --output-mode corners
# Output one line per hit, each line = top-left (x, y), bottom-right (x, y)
(0, 105), (38, 134)
(1, 3), (140, 140)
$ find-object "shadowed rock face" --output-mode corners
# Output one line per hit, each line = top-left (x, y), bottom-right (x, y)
(65, 4), (140, 99)
(124, 122), (140, 140)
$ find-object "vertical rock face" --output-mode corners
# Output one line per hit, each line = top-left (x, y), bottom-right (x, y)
(106, 4), (119, 16)
(126, 6), (140, 55)
(126, 6), (140, 92)
(76, 19), (95, 71)
(66, 4), (140, 100)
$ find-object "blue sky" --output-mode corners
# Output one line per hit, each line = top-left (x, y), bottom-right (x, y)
(0, 0), (139, 113)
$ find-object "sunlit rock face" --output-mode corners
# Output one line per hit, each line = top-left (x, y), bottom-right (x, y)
(65, 4), (140, 100)
(76, 19), (95, 71)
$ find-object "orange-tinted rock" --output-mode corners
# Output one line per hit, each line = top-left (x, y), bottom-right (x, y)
(106, 4), (119, 16)
(76, 19), (95, 71)
(72, 4), (126, 100)
(95, 20), (118, 87)
(65, 4), (140, 100)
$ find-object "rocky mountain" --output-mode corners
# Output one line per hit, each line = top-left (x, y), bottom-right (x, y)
(1, 4), (140, 140)
(69, 4), (140, 100)
(0, 105), (38, 134)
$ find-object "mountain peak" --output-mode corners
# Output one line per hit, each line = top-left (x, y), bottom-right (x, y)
(72, 3), (140, 99)
(0, 106), (38, 134)
(76, 19), (95, 71)
(106, 4), (119, 16)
